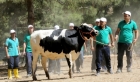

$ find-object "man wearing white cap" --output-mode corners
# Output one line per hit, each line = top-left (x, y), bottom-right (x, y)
(115, 11), (138, 73)
(90, 18), (107, 72)
(94, 17), (114, 76)
(23, 25), (34, 77)
(5, 29), (20, 79)
(54, 25), (60, 30)
(48, 25), (61, 75)
(69, 23), (74, 29)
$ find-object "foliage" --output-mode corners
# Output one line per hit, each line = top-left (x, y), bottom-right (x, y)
(0, 0), (140, 51)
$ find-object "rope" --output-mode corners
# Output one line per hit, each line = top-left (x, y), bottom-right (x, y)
(93, 40), (108, 45)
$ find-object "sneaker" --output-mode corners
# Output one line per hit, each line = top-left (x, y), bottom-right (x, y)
(127, 68), (131, 72)
(116, 68), (122, 73)
(26, 74), (32, 78)
(95, 72), (100, 76)
(100, 69), (106, 72)
(107, 70), (113, 74)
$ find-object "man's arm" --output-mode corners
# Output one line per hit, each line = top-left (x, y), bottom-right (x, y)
(110, 34), (114, 47)
(114, 28), (120, 41)
(18, 46), (21, 55)
(133, 30), (139, 44)
(4, 46), (9, 59)
(90, 38), (94, 51)
(23, 42), (26, 55)
(84, 42), (87, 52)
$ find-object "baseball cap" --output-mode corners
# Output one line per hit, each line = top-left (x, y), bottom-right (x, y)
(95, 18), (100, 22)
(28, 25), (33, 28)
(10, 29), (16, 33)
(69, 23), (74, 26)
(54, 25), (60, 29)
(123, 11), (131, 16)
(100, 17), (107, 22)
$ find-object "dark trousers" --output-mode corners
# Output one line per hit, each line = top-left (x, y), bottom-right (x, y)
(26, 52), (33, 75)
(96, 44), (111, 72)
(117, 42), (132, 69)
(8, 56), (19, 69)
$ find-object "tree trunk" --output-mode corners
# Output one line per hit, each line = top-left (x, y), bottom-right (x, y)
(27, 0), (34, 25)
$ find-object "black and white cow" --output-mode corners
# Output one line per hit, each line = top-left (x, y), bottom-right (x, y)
(30, 23), (98, 80)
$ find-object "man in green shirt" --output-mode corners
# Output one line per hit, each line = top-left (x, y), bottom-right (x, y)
(91, 18), (107, 72)
(94, 17), (114, 76)
(5, 29), (20, 79)
(115, 11), (138, 73)
(23, 25), (34, 77)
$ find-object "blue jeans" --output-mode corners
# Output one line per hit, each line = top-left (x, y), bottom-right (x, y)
(95, 44), (111, 72)
(8, 56), (19, 69)
(26, 52), (33, 75)
(75, 50), (84, 71)
(117, 42), (132, 69)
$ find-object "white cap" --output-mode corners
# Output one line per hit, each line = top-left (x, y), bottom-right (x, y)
(123, 11), (131, 16)
(95, 18), (100, 22)
(69, 23), (74, 26)
(28, 25), (33, 28)
(54, 25), (60, 29)
(10, 29), (16, 33)
(100, 17), (107, 22)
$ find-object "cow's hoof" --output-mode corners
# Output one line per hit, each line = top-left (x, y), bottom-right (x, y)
(32, 76), (37, 81)
(68, 72), (72, 78)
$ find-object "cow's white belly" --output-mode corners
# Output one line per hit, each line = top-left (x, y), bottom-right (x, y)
(41, 50), (80, 60)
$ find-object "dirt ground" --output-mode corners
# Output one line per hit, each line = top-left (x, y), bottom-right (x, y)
(0, 55), (140, 82)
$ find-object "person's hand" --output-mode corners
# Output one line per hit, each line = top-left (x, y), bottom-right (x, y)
(133, 39), (137, 45)
(19, 52), (21, 55)
(114, 37), (118, 42)
(23, 51), (26, 55)
(6, 54), (10, 59)
(91, 46), (94, 51)
(111, 42), (115, 48)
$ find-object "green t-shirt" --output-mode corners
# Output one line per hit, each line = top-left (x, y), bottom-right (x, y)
(24, 33), (32, 52)
(118, 20), (138, 43)
(5, 37), (19, 56)
(95, 26), (112, 45)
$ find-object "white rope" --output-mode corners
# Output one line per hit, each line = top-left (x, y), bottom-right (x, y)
(93, 40), (108, 45)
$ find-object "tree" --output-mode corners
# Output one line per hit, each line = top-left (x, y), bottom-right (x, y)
(26, 0), (34, 25)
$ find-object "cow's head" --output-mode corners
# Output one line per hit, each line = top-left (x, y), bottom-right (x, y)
(75, 23), (98, 40)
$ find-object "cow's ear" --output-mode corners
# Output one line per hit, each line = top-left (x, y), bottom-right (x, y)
(73, 26), (81, 30)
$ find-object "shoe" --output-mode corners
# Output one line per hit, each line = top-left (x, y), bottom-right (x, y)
(100, 69), (106, 72)
(127, 67), (131, 72)
(95, 71), (100, 76)
(26, 74), (32, 78)
(107, 70), (113, 74)
(116, 68), (122, 73)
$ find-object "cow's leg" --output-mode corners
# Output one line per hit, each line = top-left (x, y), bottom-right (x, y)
(32, 52), (39, 81)
(41, 56), (50, 79)
(65, 54), (73, 78)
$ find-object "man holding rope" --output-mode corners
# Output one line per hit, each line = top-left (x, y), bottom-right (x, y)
(90, 18), (107, 72)
(115, 11), (138, 73)
(94, 17), (114, 76)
